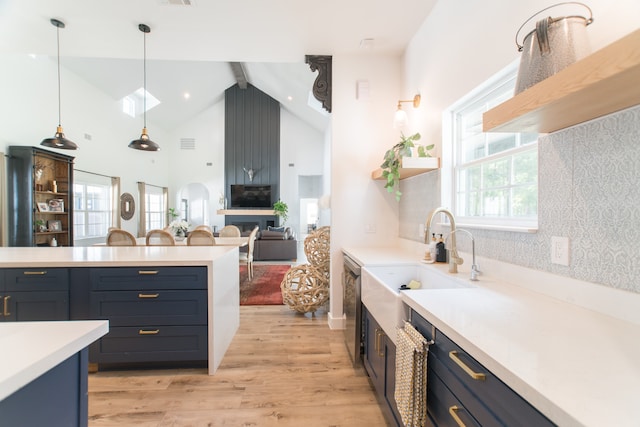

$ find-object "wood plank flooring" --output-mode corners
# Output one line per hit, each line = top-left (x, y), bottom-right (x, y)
(88, 305), (389, 426)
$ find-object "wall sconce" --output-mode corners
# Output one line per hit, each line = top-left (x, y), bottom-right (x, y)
(394, 94), (421, 129)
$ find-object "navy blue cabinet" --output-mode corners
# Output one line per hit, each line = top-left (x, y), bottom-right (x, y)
(411, 309), (555, 427)
(0, 348), (89, 427)
(83, 267), (208, 366)
(363, 306), (401, 427)
(0, 268), (69, 321)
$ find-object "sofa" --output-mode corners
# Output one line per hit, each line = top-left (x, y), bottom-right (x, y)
(252, 226), (297, 261)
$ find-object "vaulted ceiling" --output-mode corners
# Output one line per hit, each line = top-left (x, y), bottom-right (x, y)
(0, 0), (438, 131)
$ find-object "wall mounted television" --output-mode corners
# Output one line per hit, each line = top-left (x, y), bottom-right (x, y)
(230, 185), (272, 208)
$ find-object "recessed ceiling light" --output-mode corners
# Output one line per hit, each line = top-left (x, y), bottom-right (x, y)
(184, 92), (191, 99)
(287, 96), (293, 101)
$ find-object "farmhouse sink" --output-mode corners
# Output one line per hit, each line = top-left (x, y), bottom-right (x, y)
(361, 263), (474, 344)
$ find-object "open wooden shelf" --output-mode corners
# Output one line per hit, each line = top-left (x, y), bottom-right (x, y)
(483, 29), (640, 134)
(371, 157), (440, 180)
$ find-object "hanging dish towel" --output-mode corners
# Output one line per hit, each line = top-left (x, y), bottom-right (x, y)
(395, 321), (431, 427)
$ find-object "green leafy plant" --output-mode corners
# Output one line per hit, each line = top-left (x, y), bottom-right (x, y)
(380, 132), (434, 201)
(273, 200), (289, 224)
(35, 219), (46, 231)
(168, 208), (179, 221)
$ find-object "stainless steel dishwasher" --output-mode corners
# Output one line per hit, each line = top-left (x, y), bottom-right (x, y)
(343, 253), (363, 368)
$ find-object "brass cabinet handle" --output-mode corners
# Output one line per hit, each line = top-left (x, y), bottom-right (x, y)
(449, 350), (486, 380)
(375, 328), (386, 358)
(138, 270), (159, 275)
(138, 293), (159, 299)
(23, 271), (47, 275)
(449, 406), (467, 427)
(138, 329), (160, 335)
(3, 296), (10, 317)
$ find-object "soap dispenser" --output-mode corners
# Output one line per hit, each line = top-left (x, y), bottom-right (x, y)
(429, 233), (437, 261)
(435, 234), (447, 263)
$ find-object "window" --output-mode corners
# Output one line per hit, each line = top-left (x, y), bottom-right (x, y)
(145, 186), (166, 231)
(446, 64), (538, 230)
(73, 173), (113, 240)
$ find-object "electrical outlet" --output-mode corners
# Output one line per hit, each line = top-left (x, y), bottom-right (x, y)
(418, 224), (425, 239)
(551, 236), (570, 266)
(364, 223), (376, 234)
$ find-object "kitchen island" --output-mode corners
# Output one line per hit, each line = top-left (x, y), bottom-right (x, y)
(0, 246), (239, 375)
(0, 320), (108, 427)
(344, 244), (640, 427)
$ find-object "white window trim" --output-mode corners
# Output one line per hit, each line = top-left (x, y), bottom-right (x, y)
(441, 59), (538, 233)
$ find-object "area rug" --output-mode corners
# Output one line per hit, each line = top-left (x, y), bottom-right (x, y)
(239, 264), (291, 305)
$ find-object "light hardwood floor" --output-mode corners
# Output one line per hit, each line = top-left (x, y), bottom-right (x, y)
(88, 305), (388, 426)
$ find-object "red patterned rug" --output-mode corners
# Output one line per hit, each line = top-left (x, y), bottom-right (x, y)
(239, 264), (291, 305)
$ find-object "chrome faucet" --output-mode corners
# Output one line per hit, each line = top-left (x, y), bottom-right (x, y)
(447, 229), (480, 281)
(425, 207), (461, 274)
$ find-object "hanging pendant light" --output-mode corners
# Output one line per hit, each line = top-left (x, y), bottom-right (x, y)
(129, 23), (160, 151)
(41, 18), (77, 150)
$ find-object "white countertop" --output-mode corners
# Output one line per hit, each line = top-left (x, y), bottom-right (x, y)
(0, 246), (236, 268)
(344, 245), (640, 427)
(0, 320), (108, 401)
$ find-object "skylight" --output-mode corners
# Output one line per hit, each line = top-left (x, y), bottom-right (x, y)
(122, 88), (160, 118)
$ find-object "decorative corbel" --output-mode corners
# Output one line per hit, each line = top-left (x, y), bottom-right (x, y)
(305, 55), (332, 113)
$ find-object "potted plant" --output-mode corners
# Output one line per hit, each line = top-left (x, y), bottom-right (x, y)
(35, 219), (47, 232)
(273, 200), (289, 225)
(168, 208), (179, 221)
(380, 132), (434, 201)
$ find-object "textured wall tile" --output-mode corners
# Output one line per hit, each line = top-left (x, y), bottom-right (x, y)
(398, 105), (640, 293)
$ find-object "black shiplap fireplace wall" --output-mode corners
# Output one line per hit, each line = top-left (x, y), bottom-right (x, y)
(224, 83), (280, 229)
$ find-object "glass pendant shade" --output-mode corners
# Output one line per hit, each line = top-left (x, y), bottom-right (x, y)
(129, 127), (159, 151)
(394, 107), (409, 129)
(41, 18), (77, 150)
(129, 23), (159, 151)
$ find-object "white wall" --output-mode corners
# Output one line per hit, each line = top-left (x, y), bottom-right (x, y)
(1, 54), (325, 240)
(280, 108), (325, 234)
(402, 0), (640, 151)
(166, 100), (226, 231)
(0, 54), (171, 237)
(329, 53), (404, 327)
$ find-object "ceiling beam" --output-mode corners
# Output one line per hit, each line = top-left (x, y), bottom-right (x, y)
(229, 62), (248, 89)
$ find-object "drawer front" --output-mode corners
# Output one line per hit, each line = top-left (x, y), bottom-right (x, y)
(6, 291), (69, 321)
(91, 325), (208, 364)
(90, 290), (207, 326)
(433, 329), (554, 427)
(428, 367), (482, 427)
(90, 267), (207, 291)
(429, 353), (506, 426)
(4, 268), (69, 292)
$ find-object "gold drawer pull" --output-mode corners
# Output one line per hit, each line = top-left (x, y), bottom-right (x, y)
(138, 329), (160, 335)
(3, 296), (10, 317)
(375, 328), (386, 358)
(449, 350), (486, 380)
(138, 270), (159, 275)
(138, 293), (159, 299)
(23, 271), (47, 275)
(449, 406), (467, 427)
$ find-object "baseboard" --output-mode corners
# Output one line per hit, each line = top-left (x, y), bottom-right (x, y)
(327, 311), (346, 330)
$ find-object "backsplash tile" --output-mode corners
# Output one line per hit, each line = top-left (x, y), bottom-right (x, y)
(400, 105), (640, 293)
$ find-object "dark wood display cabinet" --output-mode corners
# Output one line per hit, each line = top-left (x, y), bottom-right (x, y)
(8, 146), (74, 247)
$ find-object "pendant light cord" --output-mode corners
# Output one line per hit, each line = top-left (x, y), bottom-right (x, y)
(143, 29), (147, 129)
(56, 24), (62, 127)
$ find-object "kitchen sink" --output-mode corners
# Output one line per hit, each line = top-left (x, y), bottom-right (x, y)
(361, 263), (474, 344)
